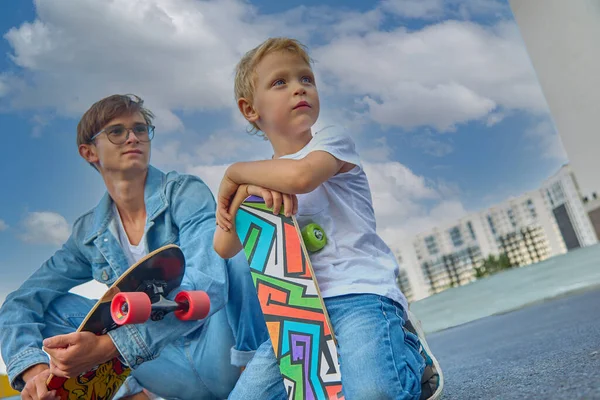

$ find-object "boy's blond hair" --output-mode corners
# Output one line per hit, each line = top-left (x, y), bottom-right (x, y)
(234, 37), (313, 136)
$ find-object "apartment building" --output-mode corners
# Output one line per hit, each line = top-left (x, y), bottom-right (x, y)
(407, 164), (597, 297)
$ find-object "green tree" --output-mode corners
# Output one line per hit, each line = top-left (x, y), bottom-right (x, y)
(474, 253), (513, 278)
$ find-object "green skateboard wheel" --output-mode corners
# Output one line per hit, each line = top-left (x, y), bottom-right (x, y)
(301, 223), (327, 252)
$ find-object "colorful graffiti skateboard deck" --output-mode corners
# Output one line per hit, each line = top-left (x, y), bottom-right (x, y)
(45, 244), (210, 400)
(235, 195), (344, 400)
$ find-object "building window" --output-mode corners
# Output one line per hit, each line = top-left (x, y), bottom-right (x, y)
(552, 182), (565, 204)
(507, 208), (517, 228)
(526, 199), (537, 219)
(425, 235), (439, 256)
(547, 181), (566, 207)
(449, 226), (464, 248)
(546, 189), (555, 207)
(467, 221), (476, 240)
(487, 215), (497, 235)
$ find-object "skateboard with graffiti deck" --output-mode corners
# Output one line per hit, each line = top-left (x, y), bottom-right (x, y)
(45, 244), (210, 400)
(235, 195), (344, 400)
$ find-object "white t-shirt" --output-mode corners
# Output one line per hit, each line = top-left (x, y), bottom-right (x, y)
(112, 203), (148, 266)
(279, 126), (408, 314)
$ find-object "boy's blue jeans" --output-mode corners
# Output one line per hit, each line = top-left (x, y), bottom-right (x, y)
(228, 293), (426, 400)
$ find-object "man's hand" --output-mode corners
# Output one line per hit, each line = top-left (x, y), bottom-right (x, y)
(42, 332), (119, 378)
(20, 364), (59, 400)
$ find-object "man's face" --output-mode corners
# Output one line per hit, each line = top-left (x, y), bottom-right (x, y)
(85, 112), (152, 175)
(250, 50), (320, 138)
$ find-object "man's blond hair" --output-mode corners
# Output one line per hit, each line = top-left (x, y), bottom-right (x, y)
(234, 37), (313, 136)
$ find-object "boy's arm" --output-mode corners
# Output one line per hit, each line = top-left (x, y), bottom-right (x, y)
(218, 152), (350, 226)
(226, 151), (348, 195)
(213, 185), (249, 259)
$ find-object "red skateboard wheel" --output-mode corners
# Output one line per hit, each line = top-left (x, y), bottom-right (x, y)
(174, 291), (210, 321)
(111, 292), (152, 325)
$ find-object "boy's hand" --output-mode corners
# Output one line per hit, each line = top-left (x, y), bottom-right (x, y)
(217, 184), (298, 232)
(42, 332), (119, 378)
(244, 185), (298, 217)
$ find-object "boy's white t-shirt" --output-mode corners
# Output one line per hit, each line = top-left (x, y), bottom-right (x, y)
(279, 126), (409, 314)
(112, 203), (148, 266)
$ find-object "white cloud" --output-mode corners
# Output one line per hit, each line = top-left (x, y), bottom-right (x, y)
(187, 164), (229, 197)
(150, 129), (273, 186)
(2, 0), (279, 131)
(363, 162), (466, 248)
(2, 0), (546, 137)
(381, 0), (445, 20)
(525, 119), (568, 162)
(0, 220), (8, 231)
(379, 199), (468, 248)
(381, 0), (510, 20)
(411, 131), (454, 157)
(0, 75), (9, 98)
(360, 137), (394, 162)
(19, 212), (71, 246)
(312, 20), (547, 132)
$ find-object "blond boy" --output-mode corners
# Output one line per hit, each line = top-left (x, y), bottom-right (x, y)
(214, 38), (443, 400)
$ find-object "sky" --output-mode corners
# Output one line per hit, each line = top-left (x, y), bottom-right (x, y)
(0, 0), (568, 374)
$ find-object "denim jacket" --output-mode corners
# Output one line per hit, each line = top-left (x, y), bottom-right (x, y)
(0, 165), (235, 390)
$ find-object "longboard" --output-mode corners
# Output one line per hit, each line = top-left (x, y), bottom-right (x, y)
(45, 244), (210, 400)
(235, 196), (344, 400)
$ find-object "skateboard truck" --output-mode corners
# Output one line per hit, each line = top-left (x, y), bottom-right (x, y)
(136, 280), (176, 321)
(110, 279), (210, 326)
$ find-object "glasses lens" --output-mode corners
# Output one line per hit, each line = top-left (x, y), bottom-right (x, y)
(107, 125), (128, 144)
(145, 125), (155, 141)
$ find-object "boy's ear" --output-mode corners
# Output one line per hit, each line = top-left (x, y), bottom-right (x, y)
(237, 97), (259, 123)
(79, 143), (99, 165)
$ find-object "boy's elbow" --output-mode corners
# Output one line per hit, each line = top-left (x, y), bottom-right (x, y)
(291, 167), (318, 194)
(212, 236), (229, 259)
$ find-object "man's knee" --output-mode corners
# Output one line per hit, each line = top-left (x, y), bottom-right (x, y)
(42, 293), (95, 335)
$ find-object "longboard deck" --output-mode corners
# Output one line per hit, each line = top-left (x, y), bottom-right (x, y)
(46, 244), (185, 400)
(235, 196), (344, 400)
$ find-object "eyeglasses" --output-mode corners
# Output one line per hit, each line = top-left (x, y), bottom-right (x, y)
(90, 123), (155, 145)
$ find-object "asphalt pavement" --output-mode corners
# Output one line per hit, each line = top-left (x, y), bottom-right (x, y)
(425, 287), (600, 399)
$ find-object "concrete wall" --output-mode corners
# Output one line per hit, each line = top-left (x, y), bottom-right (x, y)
(508, 0), (600, 200)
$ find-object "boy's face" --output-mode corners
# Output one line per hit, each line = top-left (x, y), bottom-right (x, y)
(248, 50), (320, 137)
(80, 112), (151, 175)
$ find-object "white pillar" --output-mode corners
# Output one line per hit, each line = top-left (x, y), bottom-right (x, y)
(508, 0), (600, 200)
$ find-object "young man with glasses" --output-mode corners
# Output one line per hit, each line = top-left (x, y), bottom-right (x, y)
(0, 94), (268, 400)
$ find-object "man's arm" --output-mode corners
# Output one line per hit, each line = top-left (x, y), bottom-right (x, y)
(0, 234), (93, 391)
(106, 174), (231, 370)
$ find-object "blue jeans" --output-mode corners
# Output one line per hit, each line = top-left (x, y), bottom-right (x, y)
(44, 294), (240, 400)
(40, 252), (268, 400)
(228, 294), (425, 400)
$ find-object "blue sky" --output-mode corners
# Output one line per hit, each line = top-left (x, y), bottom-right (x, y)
(0, 0), (567, 372)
